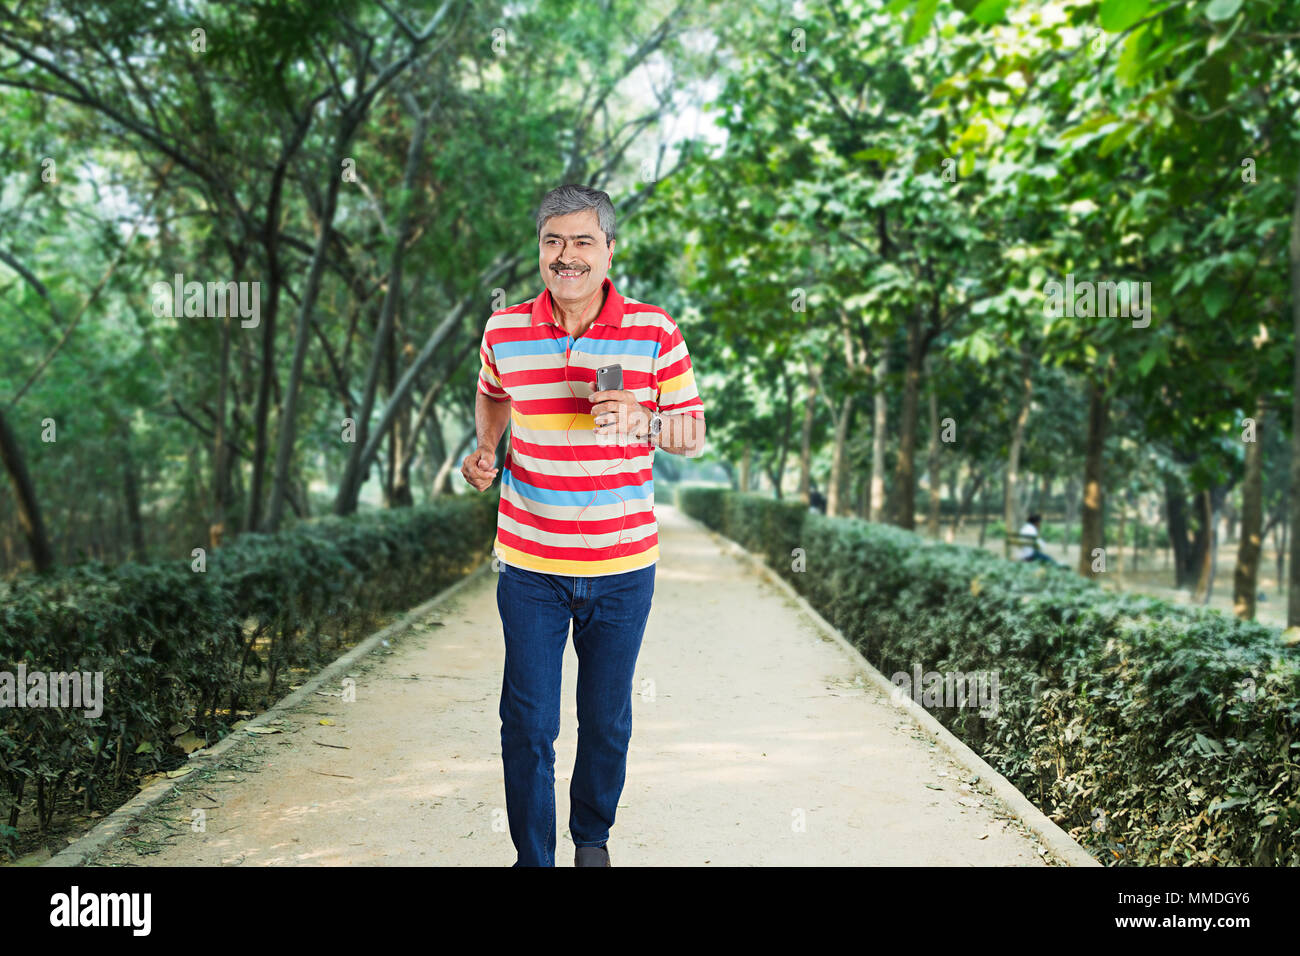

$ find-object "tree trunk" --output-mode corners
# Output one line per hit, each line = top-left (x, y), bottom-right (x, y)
(118, 423), (146, 562)
(798, 361), (819, 504)
(246, 272), (281, 532)
(265, 160), (348, 531)
(1005, 349), (1033, 540)
(1289, 162), (1300, 625)
(245, 133), (306, 536)
(0, 408), (54, 573)
(925, 370), (941, 537)
(890, 310), (925, 530)
(1277, 517), (1287, 599)
(1234, 399), (1265, 619)
(870, 353), (887, 522)
(944, 465), (960, 542)
(211, 310), (233, 549)
(384, 319), (416, 508)
(771, 370), (794, 501)
(1166, 478), (1193, 588)
(1192, 489), (1216, 603)
(1187, 492), (1211, 590)
(828, 396), (853, 516)
(739, 443), (751, 494)
(1077, 381), (1110, 578)
(432, 425), (475, 497)
(978, 481), (991, 548)
(1062, 475), (1078, 563)
(953, 466), (985, 540)
(1115, 495), (1127, 581)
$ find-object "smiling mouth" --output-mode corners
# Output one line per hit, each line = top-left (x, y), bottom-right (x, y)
(553, 268), (586, 279)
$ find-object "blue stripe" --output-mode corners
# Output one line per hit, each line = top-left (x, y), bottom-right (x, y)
(576, 336), (660, 358)
(503, 468), (652, 507)
(494, 337), (569, 359)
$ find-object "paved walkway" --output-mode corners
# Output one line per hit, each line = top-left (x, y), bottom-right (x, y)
(88, 504), (1076, 866)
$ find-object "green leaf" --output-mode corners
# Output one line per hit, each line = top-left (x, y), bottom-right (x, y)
(1136, 344), (1166, 378)
(1098, 121), (1136, 158)
(1116, 25), (1150, 85)
(952, 0), (982, 12)
(1201, 56), (1229, 110)
(1195, 732), (1227, 757)
(1060, 113), (1120, 141)
(971, 0), (1011, 24)
(1208, 795), (1247, 812)
(1100, 0), (1151, 32)
(852, 147), (895, 164)
(1203, 280), (1233, 318)
(1206, 0), (1243, 22)
(907, 0), (941, 44)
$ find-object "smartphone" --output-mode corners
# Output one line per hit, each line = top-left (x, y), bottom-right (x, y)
(596, 364), (623, 393)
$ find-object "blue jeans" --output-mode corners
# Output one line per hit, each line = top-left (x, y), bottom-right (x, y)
(496, 560), (656, 866)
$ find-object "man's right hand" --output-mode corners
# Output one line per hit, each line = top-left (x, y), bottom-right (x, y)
(461, 446), (500, 491)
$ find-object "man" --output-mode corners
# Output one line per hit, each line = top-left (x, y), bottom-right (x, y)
(1018, 513), (1058, 565)
(461, 184), (706, 867)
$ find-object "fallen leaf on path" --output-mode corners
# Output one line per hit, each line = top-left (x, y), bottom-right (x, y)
(245, 726), (281, 735)
(173, 731), (206, 753)
(319, 719), (335, 726)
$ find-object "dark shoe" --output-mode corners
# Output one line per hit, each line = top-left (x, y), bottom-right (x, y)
(575, 844), (610, 867)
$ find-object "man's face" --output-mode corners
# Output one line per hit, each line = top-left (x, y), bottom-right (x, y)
(538, 208), (614, 308)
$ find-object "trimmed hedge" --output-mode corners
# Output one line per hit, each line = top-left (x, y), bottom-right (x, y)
(0, 491), (498, 850)
(677, 486), (1300, 866)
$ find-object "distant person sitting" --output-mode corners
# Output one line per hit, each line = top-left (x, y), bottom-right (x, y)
(1018, 514), (1059, 565)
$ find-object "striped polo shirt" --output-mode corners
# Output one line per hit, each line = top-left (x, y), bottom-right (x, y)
(476, 277), (704, 576)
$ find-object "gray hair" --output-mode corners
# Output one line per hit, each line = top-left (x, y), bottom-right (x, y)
(535, 184), (616, 246)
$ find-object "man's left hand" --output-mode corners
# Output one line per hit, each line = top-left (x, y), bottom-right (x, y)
(590, 389), (652, 443)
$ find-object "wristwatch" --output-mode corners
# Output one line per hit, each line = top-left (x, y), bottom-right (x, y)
(647, 411), (663, 445)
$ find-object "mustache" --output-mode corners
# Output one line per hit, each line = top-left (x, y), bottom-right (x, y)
(552, 263), (587, 272)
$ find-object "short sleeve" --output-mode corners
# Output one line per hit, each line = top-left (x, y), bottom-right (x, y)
(477, 324), (509, 402)
(653, 318), (704, 417)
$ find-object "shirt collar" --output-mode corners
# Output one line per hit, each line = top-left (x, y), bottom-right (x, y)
(531, 276), (623, 331)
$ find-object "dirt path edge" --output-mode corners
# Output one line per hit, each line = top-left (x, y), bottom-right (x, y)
(690, 515), (1101, 868)
(44, 558), (493, 868)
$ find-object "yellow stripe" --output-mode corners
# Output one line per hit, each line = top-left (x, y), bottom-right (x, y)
(495, 539), (658, 575)
(659, 368), (695, 394)
(512, 406), (596, 431)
